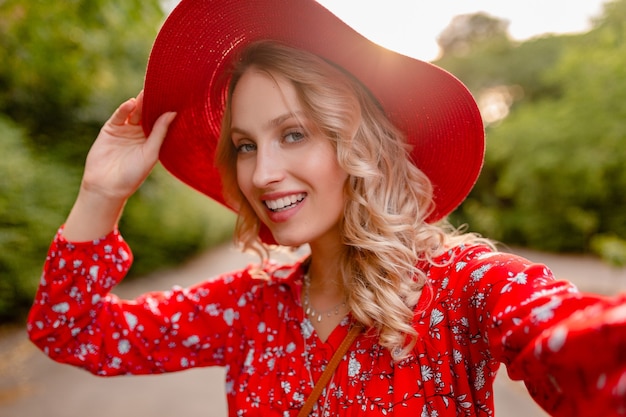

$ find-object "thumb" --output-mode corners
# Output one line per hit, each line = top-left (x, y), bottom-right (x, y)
(145, 112), (177, 157)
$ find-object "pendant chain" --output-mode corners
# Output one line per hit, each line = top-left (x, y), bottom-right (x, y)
(302, 272), (348, 323)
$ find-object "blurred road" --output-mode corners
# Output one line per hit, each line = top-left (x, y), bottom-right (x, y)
(1, 244), (625, 417)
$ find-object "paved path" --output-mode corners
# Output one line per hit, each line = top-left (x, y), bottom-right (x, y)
(1, 244), (625, 417)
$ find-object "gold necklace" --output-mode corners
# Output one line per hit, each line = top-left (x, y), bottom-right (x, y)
(302, 272), (348, 322)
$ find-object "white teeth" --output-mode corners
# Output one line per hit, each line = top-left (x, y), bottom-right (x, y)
(265, 193), (306, 211)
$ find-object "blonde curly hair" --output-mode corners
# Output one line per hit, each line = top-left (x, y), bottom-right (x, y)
(216, 41), (490, 359)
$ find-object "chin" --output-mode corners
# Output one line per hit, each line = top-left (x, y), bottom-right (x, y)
(271, 235), (307, 248)
(264, 227), (309, 247)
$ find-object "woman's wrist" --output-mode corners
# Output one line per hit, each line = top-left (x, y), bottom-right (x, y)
(62, 187), (127, 242)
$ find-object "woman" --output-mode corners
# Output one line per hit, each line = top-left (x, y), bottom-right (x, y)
(27, 0), (625, 416)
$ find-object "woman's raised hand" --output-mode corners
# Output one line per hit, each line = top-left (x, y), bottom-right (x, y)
(62, 92), (176, 242)
(82, 91), (176, 201)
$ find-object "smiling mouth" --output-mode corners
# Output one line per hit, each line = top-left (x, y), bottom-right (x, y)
(264, 193), (306, 212)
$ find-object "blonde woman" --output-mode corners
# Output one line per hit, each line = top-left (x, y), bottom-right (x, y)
(28, 1), (625, 416)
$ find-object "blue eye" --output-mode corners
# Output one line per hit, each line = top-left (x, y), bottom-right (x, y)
(236, 143), (256, 153)
(284, 131), (305, 143)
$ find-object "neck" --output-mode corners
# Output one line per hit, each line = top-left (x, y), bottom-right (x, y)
(306, 242), (344, 293)
(302, 244), (350, 338)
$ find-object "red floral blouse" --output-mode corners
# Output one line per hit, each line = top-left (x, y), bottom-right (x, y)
(28, 228), (626, 416)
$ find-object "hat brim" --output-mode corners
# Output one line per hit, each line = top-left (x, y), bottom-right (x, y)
(142, 0), (484, 226)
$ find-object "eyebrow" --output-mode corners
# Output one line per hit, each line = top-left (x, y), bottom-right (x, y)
(269, 112), (302, 127)
(230, 111), (306, 137)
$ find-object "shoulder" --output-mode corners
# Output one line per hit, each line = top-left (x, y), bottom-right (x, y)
(212, 257), (305, 302)
(426, 243), (555, 292)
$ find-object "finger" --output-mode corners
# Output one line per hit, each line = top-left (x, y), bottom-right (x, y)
(144, 112), (177, 157)
(128, 90), (144, 126)
(109, 98), (137, 126)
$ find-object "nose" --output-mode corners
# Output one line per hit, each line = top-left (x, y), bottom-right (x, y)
(252, 144), (285, 188)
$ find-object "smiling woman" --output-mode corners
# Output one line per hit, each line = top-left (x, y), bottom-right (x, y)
(219, 52), (352, 253)
(26, 0), (626, 416)
(230, 69), (348, 250)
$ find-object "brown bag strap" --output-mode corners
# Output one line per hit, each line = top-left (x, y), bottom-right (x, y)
(297, 324), (364, 417)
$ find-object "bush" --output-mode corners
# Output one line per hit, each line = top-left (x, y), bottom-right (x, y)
(0, 117), (75, 323)
(0, 0), (164, 164)
(447, 3), (626, 265)
(0, 116), (236, 324)
(120, 166), (237, 277)
(450, 30), (626, 263)
(0, 0), (238, 325)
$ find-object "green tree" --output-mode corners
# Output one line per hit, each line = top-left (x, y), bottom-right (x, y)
(446, 0), (626, 264)
(0, 117), (75, 322)
(0, 0), (164, 162)
(435, 14), (572, 103)
(0, 1), (237, 324)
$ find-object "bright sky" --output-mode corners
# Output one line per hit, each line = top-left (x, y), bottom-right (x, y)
(318, 0), (608, 61)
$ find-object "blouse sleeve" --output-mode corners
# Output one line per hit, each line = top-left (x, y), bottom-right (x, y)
(460, 248), (626, 416)
(27, 227), (255, 376)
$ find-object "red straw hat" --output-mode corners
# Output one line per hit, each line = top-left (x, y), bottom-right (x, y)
(142, 0), (484, 226)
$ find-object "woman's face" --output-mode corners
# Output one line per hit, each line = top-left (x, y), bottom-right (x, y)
(230, 69), (348, 248)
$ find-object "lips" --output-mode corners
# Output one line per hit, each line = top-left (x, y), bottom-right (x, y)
(264, 193), (306, 212)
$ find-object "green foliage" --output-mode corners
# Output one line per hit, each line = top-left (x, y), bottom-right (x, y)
(437, 12), (511, 58)
(0, 0), (164, 163)
(120, 168), (237, 278)
(448, 0), (626, 264)
(591, 235), (626, 267)
(437, 27), (572, 102)
(0, 117), (76, 322)
(0, 115), (236, 322)
(0, 0), (237, 324)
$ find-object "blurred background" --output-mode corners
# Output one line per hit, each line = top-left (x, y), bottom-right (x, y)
(1, 0), (625, 415)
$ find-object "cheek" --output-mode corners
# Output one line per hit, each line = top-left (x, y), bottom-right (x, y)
(316, 162), (348, 207)
(310, 148), (347, 195)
